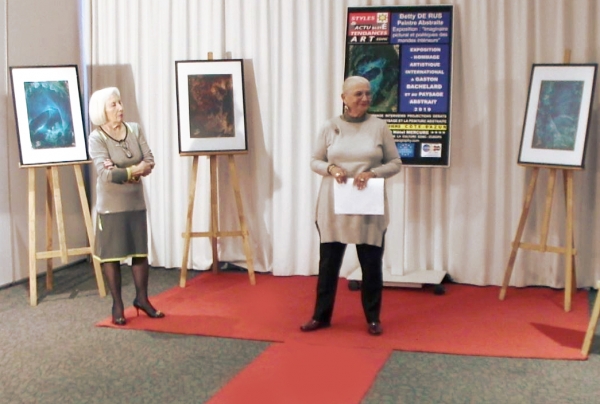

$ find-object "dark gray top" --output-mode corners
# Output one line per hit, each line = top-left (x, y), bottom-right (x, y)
(89, 122), (154, 214)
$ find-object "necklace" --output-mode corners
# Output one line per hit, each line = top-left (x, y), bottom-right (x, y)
(99, 125), (133, 158)
(342, 112), (369, 123)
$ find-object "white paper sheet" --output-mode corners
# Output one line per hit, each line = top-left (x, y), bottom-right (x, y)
(334, 178), (384, 215)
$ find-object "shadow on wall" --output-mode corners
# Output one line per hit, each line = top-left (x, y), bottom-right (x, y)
(87, 63), (143, 240)
(6, 66), (116, 284)
(88, 64), (141, 125)
(576, 98), (599, 286)
(217, 59), (281, 273)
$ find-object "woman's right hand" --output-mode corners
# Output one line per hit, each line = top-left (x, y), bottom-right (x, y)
(103, 159), (115, 170)
(133, 160), (153, 177)
(330, 166), (347, 184)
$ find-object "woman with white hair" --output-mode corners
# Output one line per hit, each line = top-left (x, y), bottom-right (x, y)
(301, 76), (402, 336)
(88, 87), (164, 325)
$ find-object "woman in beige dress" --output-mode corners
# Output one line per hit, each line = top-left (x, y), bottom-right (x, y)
(301, 76), (402, 336)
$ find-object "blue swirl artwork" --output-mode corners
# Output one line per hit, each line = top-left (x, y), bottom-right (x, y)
(347, 44), (400, 113)
(24, 80), (76, 149)
(532, 80), (583, 151)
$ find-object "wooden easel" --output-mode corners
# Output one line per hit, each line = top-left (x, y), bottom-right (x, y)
(178, 52), (255, 287)
(178, 153), (256, 287)
(499, 50), (579, 312)
(581, 280), (600, 355)
(498, 166), (577, 311)
(28, 163), (106, 306)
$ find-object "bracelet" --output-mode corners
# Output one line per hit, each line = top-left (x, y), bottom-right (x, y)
(327, 164), (336, 175)
(126, 167), (132, 181)
(370, 169), (377, 178)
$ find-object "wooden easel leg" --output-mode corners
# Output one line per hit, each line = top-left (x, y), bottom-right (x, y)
(209, 155), (219, 273)
(180, 156), (199, 287)
(228, 155), (256, 285)
(28, 169), (37, 306)
(564, 170), (574, 312)
(563, 170), (577, 297)
(50, 167), (69, 264)
(582, 281), (600, 356)
(45, 168), (54, 291)
(500, 168), (540, 300)
(539, 169), (557, 248)
(74, 165), (106, 297)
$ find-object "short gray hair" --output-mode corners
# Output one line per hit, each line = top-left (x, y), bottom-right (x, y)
(342, 76), (370, 95)
(89, 87), (120, 126)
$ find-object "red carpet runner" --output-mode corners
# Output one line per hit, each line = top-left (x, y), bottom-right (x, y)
(206, 342), (391, 404)
(97, 272), (589, 403)
(98, 272), (589, 359)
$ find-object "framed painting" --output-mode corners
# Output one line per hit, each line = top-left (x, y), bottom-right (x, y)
(518, 64), (597, 168)
(10, 65), (88, 167)
(175, 59), (248, 155)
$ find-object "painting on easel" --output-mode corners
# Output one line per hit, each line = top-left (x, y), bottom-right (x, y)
(518, 64), (597, 168)
(175, 59), (248, 155)
(10, 65), (88, 167)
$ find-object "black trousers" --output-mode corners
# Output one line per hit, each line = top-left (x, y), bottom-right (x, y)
(312, 241), (384, 324)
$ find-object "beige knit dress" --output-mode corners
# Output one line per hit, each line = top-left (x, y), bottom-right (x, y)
(311, 114), (402, 247)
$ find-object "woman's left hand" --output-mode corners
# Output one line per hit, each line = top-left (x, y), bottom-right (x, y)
(353, 171), (376, 190)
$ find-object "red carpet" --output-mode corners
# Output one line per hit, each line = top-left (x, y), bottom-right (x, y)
(206, 342), (391, 404)
(97, 272), (589, 360)
(97, 272), (589, 403)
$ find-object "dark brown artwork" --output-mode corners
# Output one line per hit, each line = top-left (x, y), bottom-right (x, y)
(187, 74), (235, 138)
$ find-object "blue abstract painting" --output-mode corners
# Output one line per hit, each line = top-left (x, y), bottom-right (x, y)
(24, 80), (76, 149)
(346, 44), (400, 113)
(532, 80), (583, 151)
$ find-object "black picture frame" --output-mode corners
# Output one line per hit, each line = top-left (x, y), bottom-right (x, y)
(10, 65), (89, 167)
(518, 64), (597, 168)
(175, 59), (248, 155)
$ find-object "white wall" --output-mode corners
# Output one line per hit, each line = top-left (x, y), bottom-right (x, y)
(0, 0), (87, 287)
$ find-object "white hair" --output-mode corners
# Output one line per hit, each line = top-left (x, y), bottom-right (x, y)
(89, 87), (120, 126)
(342, 76), (370, 95)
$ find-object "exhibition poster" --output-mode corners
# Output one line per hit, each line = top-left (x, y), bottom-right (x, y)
(345, 5), (454, 166)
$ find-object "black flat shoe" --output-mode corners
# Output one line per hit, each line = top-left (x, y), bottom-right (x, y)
(368, 322), (383, 336)
(300, 319), (330, 332)
(133, 299), (165, 318)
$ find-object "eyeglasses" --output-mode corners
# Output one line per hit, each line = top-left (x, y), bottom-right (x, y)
(118, 141), (133, 158)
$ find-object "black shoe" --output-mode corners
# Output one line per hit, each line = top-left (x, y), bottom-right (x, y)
(111, 303), (126, 326)
(368, 322), (383, 336)
(133, 299), (165, 318)
(300, 319), (330, 332)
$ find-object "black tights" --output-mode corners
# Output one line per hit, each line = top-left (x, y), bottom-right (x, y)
(103, 257), (151, 317)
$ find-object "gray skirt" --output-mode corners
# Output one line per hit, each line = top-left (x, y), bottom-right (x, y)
(94, 210), (148, 262)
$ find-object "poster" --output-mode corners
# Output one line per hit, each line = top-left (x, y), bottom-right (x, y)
(345, 5), (454, 166)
